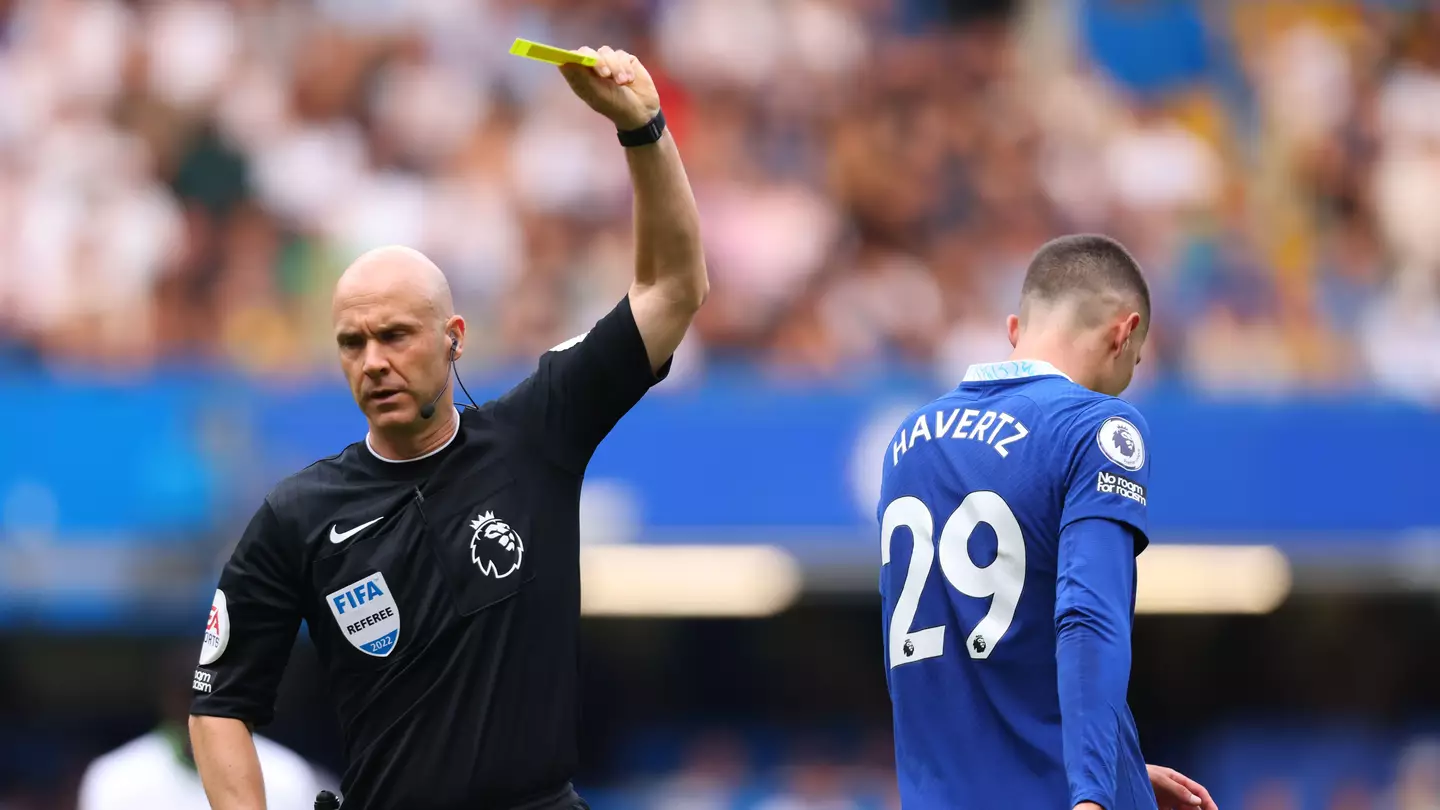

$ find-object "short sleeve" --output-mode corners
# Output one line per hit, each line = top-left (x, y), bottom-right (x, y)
(494, 295), (670, 470)
(1060, 401), (1151, 552)
(190, 498), (304, 727)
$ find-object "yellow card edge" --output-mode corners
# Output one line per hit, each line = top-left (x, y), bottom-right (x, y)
(509, 38), (598, 67)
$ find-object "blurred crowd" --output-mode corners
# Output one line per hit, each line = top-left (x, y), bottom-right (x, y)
(6, 723), (1440, 809)
(591, 729), (1440, 810)
(598, 729), (1440, 810)
(1, 0), (1440, 402)
(609, 729), (902, 810)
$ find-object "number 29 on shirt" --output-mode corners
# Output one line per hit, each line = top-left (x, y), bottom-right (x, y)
(881, 491), (1026, 667)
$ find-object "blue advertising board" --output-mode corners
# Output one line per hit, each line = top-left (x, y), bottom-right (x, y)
(2, 369), (1438, 627)
(3, 371), (1439, 545)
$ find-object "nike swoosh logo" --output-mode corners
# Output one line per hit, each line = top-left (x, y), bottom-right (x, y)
(330, 516), (384, 544)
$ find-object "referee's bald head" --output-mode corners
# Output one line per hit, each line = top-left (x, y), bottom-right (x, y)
(332, 245), (465, 436)
(334, 245), (455, 323)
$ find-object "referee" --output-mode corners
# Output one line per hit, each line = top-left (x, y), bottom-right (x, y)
(188, 46), (706, 810)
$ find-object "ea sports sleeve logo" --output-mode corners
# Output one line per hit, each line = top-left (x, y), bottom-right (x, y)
(1097, 416), (1145, 471)
(469, 511), (524, 579)
(199, 589), (229, 665)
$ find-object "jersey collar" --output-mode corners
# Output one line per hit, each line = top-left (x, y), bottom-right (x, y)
(962, 359), (1073, 383)
(365, 411), (460, 463)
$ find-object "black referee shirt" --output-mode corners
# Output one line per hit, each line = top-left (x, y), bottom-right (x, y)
(191, 296), (669, 810)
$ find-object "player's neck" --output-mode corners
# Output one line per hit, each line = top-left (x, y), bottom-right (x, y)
(1007, 344), (1086, 388)
(367, 409), (460, 462)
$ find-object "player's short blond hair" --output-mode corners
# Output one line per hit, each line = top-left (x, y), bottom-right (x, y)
(1019, 234), (1150, 331)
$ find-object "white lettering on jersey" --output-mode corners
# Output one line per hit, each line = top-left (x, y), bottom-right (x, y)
(199, 590), (229, 665)
(992, 420), (1029, 458)
(934, 409), (960, 438)
(908, 413), (932, 448)
(891, 410), (1031, 466)
(988, 413), (1015, 443)
(954, 409), (979, 438)
(327, 572), (401, 657)
(971, 411), (997, 442)
(1096, 470), (1147, 505)
(192, 669), (213, 693)
(952, 410), (1028, 457)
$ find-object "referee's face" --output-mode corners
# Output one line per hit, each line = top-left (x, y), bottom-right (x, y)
(333, 275), (454, 431)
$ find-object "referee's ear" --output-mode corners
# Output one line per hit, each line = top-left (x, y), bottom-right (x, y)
(443, 316), (466, 359)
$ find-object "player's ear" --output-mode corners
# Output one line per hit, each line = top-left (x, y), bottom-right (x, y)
(1122, 312), (1143, 353)
(1006, 314), (1021, 348)
(1111, 312), (1140, 356)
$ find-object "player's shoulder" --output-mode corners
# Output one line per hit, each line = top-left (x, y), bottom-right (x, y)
(1057, 391), (1149, 474)
(1057, 387), (1148, 433)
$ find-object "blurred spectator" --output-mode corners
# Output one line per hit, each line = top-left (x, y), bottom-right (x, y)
(1244, 778), (1303, 810)
(1329, 779), (1377, 810)
(753, 743), (868, 810)
(74, 647), (331, 810)
(1384, 738), (1440, 810)
(0, 0), (1433, 400)
(643, 731), (750, 810)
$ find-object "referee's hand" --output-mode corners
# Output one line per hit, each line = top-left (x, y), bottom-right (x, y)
(558, 45), (660, 132)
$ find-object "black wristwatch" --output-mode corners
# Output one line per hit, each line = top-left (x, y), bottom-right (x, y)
(617, 109), (666, 147)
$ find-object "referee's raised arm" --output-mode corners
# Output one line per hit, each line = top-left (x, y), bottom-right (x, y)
(492, 46), (708, 469)
(560, 45), (708, 371)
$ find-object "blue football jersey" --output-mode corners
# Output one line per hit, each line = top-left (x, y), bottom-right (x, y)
(878, 360), (1155, 809)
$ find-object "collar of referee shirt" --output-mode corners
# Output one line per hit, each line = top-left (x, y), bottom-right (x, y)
(365, 408), (460, 464)
(963, 359), (1074, 383)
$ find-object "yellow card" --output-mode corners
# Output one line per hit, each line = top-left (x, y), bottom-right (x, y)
(508, 38), (598, 67)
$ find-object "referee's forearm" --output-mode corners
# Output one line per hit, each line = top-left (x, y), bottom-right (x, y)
(626, 130), (706, 304)
(190, 714), (268, 810)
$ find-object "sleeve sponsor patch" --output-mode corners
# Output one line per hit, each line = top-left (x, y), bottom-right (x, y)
(199, 589), (230, 666)
(1096, 470), (1146, 505)
(1096, 416), (1145, 471)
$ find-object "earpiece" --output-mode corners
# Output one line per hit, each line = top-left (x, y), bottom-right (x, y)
(421, 334), (461, 420)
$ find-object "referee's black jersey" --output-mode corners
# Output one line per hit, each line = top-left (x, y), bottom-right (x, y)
(190, 296), (669, 810)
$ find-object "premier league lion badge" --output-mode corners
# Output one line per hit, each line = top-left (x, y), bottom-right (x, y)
(1097, 416), (1146, 472)
(469, 511), (524, 579)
